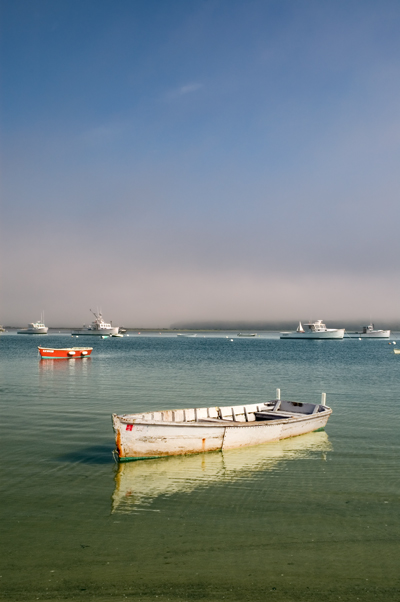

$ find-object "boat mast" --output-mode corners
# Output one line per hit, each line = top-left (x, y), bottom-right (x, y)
(90, 309), (99, 320)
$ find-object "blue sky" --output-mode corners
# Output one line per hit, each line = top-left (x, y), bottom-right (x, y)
(1, 0), (400, 326)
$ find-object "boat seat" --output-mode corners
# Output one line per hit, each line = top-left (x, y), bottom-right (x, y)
(197, 418), (261, 427)
(197, 417), (238, 424)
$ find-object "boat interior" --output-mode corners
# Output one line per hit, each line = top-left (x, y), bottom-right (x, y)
(121, 400), (328, 426)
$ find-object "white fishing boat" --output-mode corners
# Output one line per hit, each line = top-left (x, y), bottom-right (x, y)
(280, 320), (344, 339)
(112, 390), (332, 461)
(17, 314), (48, 335)
(346, 324), (390, 339)
(71, 310), (119, 336)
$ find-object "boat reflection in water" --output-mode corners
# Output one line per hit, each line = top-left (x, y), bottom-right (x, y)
(112, 430), (331, 513)
(38, 357), (91, 374)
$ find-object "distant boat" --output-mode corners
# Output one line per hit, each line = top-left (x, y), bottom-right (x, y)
(346, 324), (390, 339)
(0, 325), (5, 333)
(393, 348), (400, 355)
(176, 333), (197, 338)
(18, 314), (48, 335)
(280, 320), (344, 340)
(112, 393), (332, 461)
(38, 346), (93, 359)
(237, 333), (257, 337)
(71, 310), (119, 336)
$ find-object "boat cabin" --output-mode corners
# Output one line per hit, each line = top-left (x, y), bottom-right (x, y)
(303, 320), (327, 332)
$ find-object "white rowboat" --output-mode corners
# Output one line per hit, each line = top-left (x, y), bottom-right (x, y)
(112, 394), (332, 461)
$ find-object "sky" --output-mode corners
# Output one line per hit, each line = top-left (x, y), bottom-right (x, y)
(1, 0), (400, 327)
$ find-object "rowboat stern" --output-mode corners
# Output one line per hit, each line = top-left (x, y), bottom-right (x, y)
(112, 413), (226, 461)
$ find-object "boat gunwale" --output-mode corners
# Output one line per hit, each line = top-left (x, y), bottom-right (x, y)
(38, 346), (93, 351)
(113, 405), (332, 429)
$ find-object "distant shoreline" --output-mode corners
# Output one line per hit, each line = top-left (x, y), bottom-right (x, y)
(3, 325), (400, 332)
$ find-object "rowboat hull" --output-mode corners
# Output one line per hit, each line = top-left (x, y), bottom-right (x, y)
(38, 347), (93, 359)
(112, 431), (332, 512)
(112, 400), (332, 461)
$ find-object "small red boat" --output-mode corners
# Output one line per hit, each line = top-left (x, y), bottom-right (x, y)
(38, 346), (93, 359)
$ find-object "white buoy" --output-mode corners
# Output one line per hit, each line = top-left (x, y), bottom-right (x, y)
(230, 339), (234, 342)
(321, 392), (326, 406)
(359, 337), (362, 340)
(393, 342), (397, 345)
(276, 388), (281, 400)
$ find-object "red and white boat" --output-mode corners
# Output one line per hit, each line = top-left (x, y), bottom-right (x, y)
(38, 346), (93, 359)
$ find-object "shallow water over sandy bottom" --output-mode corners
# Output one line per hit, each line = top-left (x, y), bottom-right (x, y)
(0, 333), (399, 600)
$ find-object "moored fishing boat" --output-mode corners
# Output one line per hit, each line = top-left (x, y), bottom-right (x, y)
(346, 324), (390, 339)
(38, 346), (93, 359)
(112, 390), (332, 461)
(71, 310), (119, 336)
(280, 320), (344, 339)
(18, 314), (48, 334)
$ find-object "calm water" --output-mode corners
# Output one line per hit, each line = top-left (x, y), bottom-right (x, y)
(1, 332), (399, 601)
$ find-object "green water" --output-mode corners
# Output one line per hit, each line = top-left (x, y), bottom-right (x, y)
(1, 333), (399, 601)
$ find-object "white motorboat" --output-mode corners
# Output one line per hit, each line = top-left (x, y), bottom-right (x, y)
(346, 324), (390, 339)
(112, 390), (332, 461)
(17, 314), (48, 335)
(237, 333), (257, 337)
(71, 310), (119, 336)
(280, 320), (344, 339)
